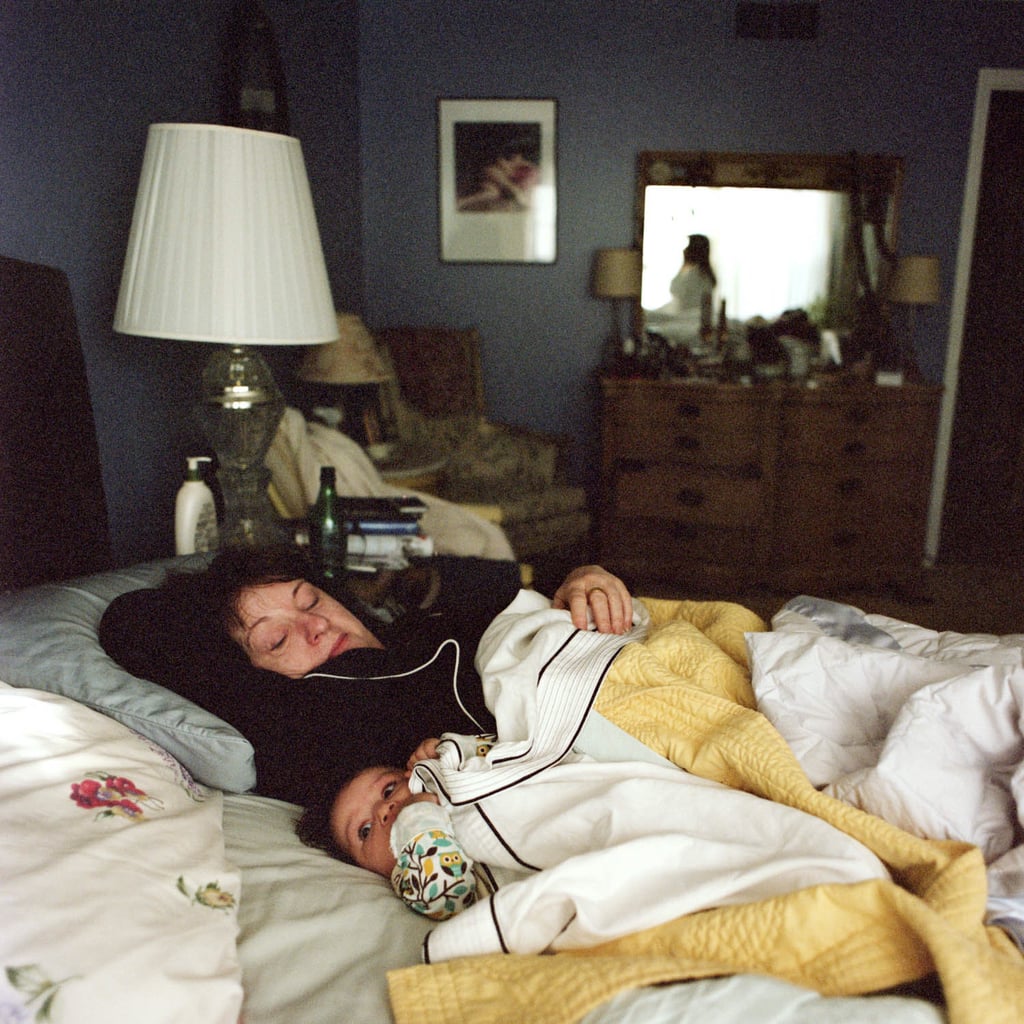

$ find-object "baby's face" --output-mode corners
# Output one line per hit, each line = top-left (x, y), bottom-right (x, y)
(330, 767), (418, 876)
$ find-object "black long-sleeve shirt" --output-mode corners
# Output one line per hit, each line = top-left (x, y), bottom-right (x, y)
(99, 557), (520, 805)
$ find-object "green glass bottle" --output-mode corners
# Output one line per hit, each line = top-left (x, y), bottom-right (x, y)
(308, 466), (345, 580)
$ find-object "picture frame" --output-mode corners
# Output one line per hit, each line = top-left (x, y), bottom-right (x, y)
(437, 98), (557, 264)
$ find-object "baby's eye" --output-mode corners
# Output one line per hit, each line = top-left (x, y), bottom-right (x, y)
(357, 821), (371, 842)
(383, 781), (397, 798)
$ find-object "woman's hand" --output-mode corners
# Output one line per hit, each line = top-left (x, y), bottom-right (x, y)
(551, 565), (632, 634)
(406, 737), (440, 769)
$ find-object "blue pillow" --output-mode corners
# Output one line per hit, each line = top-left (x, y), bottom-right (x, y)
(0, 556), (256, 792)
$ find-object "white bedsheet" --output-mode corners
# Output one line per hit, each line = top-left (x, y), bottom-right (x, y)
(748, 596), (1024, 949)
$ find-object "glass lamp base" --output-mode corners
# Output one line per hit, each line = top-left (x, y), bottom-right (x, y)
(216, 464), (289, 546)
(196, 345), (289, 548)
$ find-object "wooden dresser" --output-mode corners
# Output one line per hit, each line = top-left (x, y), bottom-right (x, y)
(598, 377), (941, 593)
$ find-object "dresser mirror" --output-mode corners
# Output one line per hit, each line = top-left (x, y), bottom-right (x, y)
(635, 150), (903, 348)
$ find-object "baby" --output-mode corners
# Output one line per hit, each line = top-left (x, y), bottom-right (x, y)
(325, 736), (488, 920)
(318, 731), (893, 933)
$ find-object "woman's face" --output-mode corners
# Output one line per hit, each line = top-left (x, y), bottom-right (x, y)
(230, 579), (383, 678)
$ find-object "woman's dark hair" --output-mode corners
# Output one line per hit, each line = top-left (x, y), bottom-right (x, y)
(684, 233), (717, 288)
(199, 542), (316, 636)
(133, 544), (315, 671)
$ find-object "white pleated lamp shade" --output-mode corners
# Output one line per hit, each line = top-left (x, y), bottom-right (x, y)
(114, 123), (338, 345)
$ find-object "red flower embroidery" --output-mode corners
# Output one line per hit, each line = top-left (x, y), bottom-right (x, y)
(69, 772), (161, 821)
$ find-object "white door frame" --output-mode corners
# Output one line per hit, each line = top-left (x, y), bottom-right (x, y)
(925, 67), (1024, 563)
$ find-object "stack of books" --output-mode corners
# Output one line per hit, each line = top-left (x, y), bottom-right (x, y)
(339, 496), (433, 572)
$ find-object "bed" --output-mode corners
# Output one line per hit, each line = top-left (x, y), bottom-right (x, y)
(2, 255), (1022, 1024)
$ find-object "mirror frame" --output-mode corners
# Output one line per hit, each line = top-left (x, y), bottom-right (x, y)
(634, 150), (904, 332)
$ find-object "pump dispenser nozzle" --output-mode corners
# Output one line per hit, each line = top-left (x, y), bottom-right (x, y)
(185, 455), (213, 481)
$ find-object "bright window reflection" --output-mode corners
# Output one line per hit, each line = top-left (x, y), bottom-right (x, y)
(642, 185), (842, 323)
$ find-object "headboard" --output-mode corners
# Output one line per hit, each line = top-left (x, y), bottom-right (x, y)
(0, 255), (113, 589)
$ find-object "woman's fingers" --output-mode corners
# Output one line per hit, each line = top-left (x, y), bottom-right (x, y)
(551, 566), (632, 633)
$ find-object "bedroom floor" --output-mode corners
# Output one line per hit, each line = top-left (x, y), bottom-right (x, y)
(532, 557), (1024, 637)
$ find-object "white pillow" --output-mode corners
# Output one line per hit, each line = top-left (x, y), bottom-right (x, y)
(0, 683), (243, 1023)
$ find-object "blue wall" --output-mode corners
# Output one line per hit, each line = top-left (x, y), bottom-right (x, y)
(1, 0), (361, 563)
(2, 1), (1021, 565)
(358, 0), (1023, 476)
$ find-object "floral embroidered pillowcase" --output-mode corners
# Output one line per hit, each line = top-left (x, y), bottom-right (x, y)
(0, 682), (243, 1024)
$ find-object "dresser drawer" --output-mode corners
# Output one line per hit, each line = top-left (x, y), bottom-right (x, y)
(607, 425), (763, 465)
(607, 461), (763, 527)
(776, 462), (930, 526)
(772, 514), (924, 574)
(602, 516), (755, 574)
(781, 397), (937, 464)
(603, 386), (766, 464)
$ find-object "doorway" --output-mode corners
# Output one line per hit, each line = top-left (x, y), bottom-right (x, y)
(927, 69), (1024, 568)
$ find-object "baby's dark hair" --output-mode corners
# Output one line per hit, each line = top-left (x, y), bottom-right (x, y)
(295, 769), (364, 866)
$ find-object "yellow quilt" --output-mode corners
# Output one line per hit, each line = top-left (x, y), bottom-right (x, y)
(388, 598), (1024, 1024)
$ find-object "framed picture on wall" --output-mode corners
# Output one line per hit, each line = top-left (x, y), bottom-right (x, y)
(437, 98), (557, 264)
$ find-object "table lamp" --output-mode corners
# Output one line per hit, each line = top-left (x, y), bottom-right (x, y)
(886, 255), (941, 377)
(114, 122), (338, 546)
(295, 313), (394, 444)
(591, 248), (642, 355)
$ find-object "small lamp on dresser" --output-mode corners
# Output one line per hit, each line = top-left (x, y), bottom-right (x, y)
(885, 255), (941, 383)
(295, 313), (394, 450)
(591, 248), (642, 367)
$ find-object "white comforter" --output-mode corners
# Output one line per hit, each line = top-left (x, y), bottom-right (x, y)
(747, 596), (1024, 945)
(411, 593), (889, 963)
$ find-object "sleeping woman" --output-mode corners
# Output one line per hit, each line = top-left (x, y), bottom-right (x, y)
(99, 543), (632, 808)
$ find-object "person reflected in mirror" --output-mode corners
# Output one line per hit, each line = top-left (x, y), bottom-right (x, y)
(645, 233), (718, 349)
(669, 233), (717, 324)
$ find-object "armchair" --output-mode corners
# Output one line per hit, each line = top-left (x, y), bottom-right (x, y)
(375, 326), (592, 567)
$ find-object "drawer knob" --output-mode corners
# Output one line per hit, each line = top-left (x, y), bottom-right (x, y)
(675, 488), (705, 507)
(832, 529), (860, 548)
(671, 523), (700, 541)
(673, 435), (701, 452)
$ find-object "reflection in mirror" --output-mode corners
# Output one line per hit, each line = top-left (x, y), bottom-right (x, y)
(636, 151), (903, 355)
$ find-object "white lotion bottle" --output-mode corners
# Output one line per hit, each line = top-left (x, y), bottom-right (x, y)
(175, 456), (219, 555)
